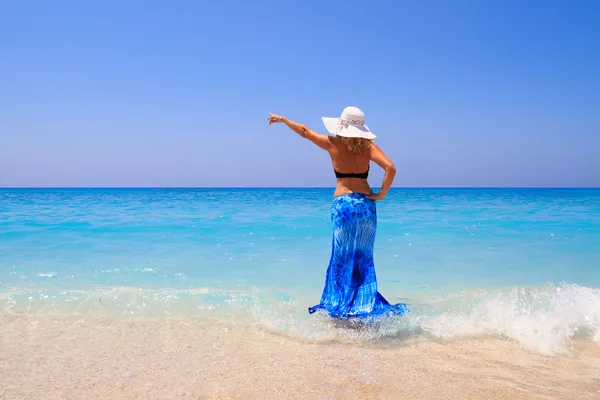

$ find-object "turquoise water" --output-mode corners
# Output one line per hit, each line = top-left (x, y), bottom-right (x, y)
(2, 188), (600, 353)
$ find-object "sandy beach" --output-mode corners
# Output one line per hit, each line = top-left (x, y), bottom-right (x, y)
(2, 313), (599, 400)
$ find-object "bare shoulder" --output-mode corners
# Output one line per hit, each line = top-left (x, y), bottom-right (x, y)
(303, 128), (333, 151)
(369, 141), (384, 157)
(369, 141), (394, 168)
(371, 141), (383, 150)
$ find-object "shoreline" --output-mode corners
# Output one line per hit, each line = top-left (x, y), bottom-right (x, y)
(2, 313), (600, 399)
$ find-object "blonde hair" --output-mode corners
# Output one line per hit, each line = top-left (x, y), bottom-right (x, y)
(340, 137), (372, 154)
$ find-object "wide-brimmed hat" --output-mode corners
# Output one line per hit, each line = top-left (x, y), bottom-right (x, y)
(322, 106), (376, 140)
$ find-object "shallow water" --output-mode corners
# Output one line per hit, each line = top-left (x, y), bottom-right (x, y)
(1, 188), (600, 356)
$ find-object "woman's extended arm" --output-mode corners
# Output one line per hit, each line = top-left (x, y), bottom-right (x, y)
(268, 113), (331, 151)
(367, 142), (396, 201)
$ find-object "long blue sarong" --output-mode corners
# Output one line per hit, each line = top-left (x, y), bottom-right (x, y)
(309, 193), (408, 319)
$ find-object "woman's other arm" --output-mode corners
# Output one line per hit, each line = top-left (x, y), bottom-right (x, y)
(367, 142), (396, 201)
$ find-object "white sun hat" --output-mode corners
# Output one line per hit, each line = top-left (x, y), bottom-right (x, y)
(322, 106), (376, 140)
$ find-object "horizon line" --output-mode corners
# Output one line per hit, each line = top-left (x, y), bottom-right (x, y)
(1, 186), (599, 190)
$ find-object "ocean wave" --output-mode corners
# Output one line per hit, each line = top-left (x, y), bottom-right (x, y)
(247, 283), (600, 354)
(2, 283), (599, 355)
(411, 283), (600, 354)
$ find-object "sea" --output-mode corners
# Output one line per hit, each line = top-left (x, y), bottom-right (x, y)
(2, 188), (600, 358)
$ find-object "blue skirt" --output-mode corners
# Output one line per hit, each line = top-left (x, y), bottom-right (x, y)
(309, 193), (408, 319)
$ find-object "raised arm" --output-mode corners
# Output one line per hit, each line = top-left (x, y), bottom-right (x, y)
(268, 113), (331, 151)
(367, 142), (396, 201)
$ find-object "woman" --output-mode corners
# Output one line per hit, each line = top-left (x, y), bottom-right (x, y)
(268, 106), (407, 319)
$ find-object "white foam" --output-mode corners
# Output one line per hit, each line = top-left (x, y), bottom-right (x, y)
(411, 283), (600, 354)
(36, 272), (56, 277)
(246, 283), (600, 354)
(2, 283), (599, 354)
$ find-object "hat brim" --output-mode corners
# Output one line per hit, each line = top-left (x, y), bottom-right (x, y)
(322, 117), (376, 139)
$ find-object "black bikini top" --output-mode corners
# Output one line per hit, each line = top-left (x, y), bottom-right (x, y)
(334, 166), (370, 179)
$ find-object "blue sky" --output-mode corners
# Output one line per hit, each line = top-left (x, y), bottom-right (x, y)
(1, 0), (599, 188)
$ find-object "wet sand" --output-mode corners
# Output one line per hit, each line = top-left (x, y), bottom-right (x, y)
(2, 314), (600, 400)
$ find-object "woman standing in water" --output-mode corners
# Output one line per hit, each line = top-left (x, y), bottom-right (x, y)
(268, 106), (407, 319)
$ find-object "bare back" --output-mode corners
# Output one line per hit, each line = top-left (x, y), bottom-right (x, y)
(268, 112), (396, 201)
(328, 137), (373, 197)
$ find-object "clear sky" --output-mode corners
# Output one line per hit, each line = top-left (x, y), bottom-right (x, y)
(1, 0), (599, 188)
